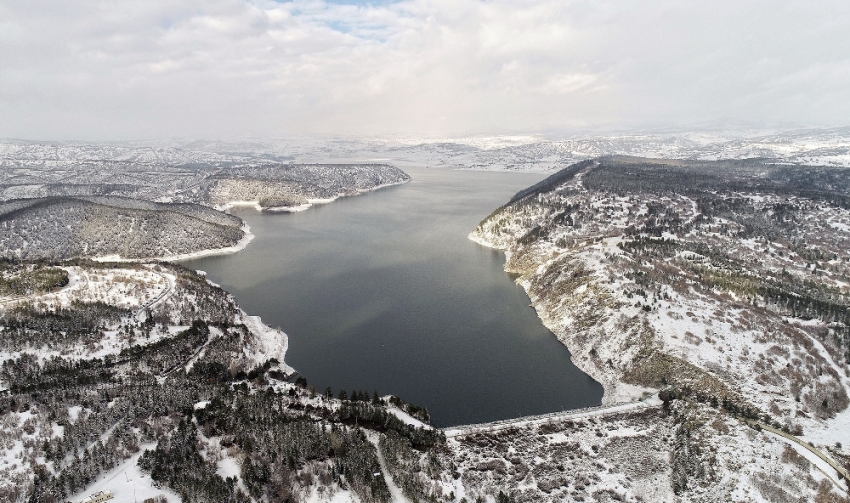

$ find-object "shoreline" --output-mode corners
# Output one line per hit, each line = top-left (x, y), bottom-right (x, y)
(91, 179), (411, 263)
(216, 178), (411, 214)
(92, 222), (255, 263)
(468, 229), (624, 406)
(162, 222), (256, 262)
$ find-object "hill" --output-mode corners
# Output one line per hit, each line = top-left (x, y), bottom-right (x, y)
(0, 196), (245, 260)
(471, 156), (850, 439)
(0, 145), (412, 210)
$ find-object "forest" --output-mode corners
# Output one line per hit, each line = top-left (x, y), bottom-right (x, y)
(0, 197), (244, 260)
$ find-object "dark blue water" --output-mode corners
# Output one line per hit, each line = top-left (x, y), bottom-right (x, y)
(181, 167), (602, 427)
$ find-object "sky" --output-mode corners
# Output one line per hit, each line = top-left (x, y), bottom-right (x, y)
(1, 0), (849, 140)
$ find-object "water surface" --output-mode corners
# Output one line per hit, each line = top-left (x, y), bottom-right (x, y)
(182, 167), (602, 427)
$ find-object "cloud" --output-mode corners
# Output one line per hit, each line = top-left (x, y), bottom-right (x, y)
(538, 73), (599, 95)
(0, 0), (848, 139)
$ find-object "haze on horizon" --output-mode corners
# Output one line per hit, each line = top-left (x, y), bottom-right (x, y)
(1, 0), (848, 140)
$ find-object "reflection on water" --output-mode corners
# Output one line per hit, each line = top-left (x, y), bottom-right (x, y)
(182, 167), (602, 427)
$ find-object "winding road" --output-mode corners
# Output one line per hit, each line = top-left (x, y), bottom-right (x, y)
(747, 419), (849, 494)
(133, 267), (175, 322)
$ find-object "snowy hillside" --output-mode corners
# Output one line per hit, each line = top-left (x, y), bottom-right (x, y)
(0, 261), (299, 501)
(0, 197), (245, 260)
(0, 146), (410, 260)
(4, 129), (850, 183)
(0, 140), (411, 210)
(181, 164), (410, 211)
(468, 156), (850, 499)
(433, 398), (849, 502)
(3, 140), (850, 501)
(359, 128), (850, 170)
(106, 128), (850, 171)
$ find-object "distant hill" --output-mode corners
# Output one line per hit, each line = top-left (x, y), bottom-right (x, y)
(0, 196), (244, 260)
(0, 153), (411, 209)
(187, 163), (410, 209)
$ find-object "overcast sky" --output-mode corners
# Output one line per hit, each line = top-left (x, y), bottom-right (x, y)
(1, 0), (848, 140)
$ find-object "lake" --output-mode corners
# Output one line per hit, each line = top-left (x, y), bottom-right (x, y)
(182, 166), (602, 427)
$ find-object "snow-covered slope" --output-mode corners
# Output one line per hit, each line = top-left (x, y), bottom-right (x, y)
(469, 157), (850, 493)
(0, 140), (412, 208)
(0, 150), (410, 260)
(4, 129), (850, 183)
(0, 197), (244, 260)
(0, 261), (300, 501)
(436, 399), (849, 502)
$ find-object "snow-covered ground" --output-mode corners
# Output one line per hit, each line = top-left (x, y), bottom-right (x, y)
(438, 399), (850, 502)
(66, 446), (182, 503)
(464, 156), (850, 500)
(0, 260), (299, 501)
(199, 128), (850, 171)
(238, 312), (296, 378)
(3, 129), (850, 189)
(214, 178), (409, 215)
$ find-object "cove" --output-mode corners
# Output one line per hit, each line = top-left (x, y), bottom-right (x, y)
(181, 166), (602, 427)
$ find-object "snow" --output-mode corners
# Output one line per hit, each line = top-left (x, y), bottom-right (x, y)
(460, 160), (850, 499)
(472, 179), (850, 443)
(266, 203), (312, 212)
(829, 220), (850, 233)
(238, 312), (295, 376)
(3, 138), (850, 501)
(216, 455), (242, 480)
(804, 404), (850, 453)
(365, 430), (411, 503)
(215, 200), (263, 212)
(66, 446), (182, 503)
(386, 406), (428, 429)
(0, 437), (26, 474)
(134, 268), (176, 321)
(332, 492), (360, 502)
(44, 266), (171, 311)
(0, 266), (188, 368)
(214, 179), (408, 216)
(443, 394), (659, 438)
(68, 405), (83, 423)
(182, 326), (218, 373)
(763, 429), (849, 496)
(290, 483), (350, 502)
(84, 178), (408, 264)
(94, 222), (255, 262)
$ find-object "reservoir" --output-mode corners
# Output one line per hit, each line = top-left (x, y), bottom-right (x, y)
(182, 166), (602, 427)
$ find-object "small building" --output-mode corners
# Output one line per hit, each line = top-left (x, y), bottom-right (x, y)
(79, 490), (114, 503)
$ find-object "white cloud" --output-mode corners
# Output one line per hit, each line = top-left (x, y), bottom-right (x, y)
(0, 0), (848, 139)
(538, 73), (599, 95)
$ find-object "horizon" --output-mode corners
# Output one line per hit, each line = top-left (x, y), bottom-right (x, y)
(5, 123), (850, 145)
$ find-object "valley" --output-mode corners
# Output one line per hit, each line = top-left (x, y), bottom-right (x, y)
(0, 140), (848, 502)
